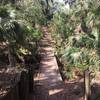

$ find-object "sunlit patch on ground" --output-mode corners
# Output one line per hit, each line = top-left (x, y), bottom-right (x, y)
(49, 88), (64, 96)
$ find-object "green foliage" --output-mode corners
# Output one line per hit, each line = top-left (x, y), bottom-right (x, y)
(16, 0), (46, 25)
(0, 0), (44, 65)
(50, 0), (100, 73)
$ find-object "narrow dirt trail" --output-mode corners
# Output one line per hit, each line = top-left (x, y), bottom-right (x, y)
(29, 27), (83, 100)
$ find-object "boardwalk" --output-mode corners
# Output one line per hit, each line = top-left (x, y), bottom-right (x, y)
(30, 27), (83, 100)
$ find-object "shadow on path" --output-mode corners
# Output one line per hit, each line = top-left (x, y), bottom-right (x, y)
(29, 26), (84, 100)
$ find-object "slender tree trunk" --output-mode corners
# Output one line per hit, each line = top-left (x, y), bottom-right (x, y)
(7, 41), (15, 67)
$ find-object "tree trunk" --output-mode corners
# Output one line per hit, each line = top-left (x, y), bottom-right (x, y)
(8, 42), (15, 67)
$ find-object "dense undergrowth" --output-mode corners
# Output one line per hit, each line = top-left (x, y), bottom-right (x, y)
(0, 0), (100, 80)
(0, 0), (100, 99)
(49, 0), (100, 79)
(0, 0), (46, 67)
(0, 0), (47, 98)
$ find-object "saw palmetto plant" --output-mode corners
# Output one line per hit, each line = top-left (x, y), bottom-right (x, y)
(50, 0), (100, 78)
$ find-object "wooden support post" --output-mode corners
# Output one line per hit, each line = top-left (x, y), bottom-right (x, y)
(29, 66), (34, 93)
(18, 71), (29, 100)
(84, 69), (91, 100)
(10, 85), (19, 100)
